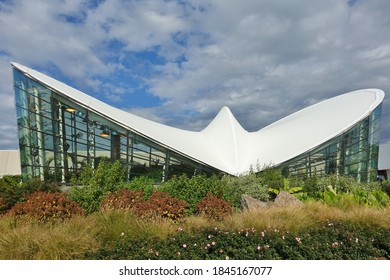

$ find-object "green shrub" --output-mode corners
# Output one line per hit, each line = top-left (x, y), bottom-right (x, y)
(319, 185), (390, 209)
(122, 176), (155, 200)
(302, 175), (319, 196)
(0, 175), (21, 187)
(221, 172), (270, 202)
(159, 174), (239, 213)
(257, 166), (285, 190)
(381, 179), (390, 196)
(100, 189), (144, 211)
(70, 158), (125, 189)
(132, 191), (188, 222)
(316, 174), (357, 193)
(195, 193), (233, 220)
(7, 191), (84, 222)
(0, 176), (60, 213)
(68, 159), (125, 213)
(68, 184), (106, 214)
(85, 222), (389, 260)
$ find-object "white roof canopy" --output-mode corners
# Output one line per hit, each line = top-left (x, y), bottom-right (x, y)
(12, 62), (385, 175)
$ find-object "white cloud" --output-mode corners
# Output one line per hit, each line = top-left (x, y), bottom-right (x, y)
(1, 0), (390, 150)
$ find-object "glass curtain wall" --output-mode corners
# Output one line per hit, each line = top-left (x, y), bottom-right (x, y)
(13, 69), (216, 183)
(13, 67), (382, 183)
(279, 105), (382, 182)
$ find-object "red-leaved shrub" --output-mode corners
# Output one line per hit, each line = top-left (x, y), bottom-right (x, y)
(100, 189), (144, 211)
(195, 193), (233, 220)
(132, 191), (188, 221)
(7, 191), (84, 222)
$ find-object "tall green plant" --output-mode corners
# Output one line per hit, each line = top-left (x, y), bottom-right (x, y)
(123, 176), (155, 200)
(221, 172), (270, 202)
(268, 178), (303, 195)
(68, 159), (125, 213)
(159, 174), (239, 213)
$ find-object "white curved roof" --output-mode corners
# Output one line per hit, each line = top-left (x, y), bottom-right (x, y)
(11, 62), (385, 175)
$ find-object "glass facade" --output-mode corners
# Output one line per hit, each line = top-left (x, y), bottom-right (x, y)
(279, 105), (382, 182)
(13, 67), (383, 183)
(13, 68), (218, 182)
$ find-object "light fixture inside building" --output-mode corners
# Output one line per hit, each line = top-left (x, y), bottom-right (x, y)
(99, 126), (110, 137)
(61, 104), (76, 113)
(76, 111), (85, 118)
(65, 107), (76, 113)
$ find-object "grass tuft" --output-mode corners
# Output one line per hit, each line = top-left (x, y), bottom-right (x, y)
(0, 216), (99, 260)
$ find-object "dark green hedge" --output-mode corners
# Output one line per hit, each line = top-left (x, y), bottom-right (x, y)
(84, 221), (389, 260)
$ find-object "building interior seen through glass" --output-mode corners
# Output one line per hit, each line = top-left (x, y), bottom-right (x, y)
(13, 69), (217, 183)
(279, 104), (381, 182)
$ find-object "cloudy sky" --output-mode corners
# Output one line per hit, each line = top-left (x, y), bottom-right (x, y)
(1, 0), (390, 150)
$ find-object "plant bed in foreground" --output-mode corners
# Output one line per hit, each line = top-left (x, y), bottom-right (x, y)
(84, 221), (390, 260)
(1, 202), (389, 260)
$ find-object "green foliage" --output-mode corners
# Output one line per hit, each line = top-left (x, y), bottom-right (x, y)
(68, 159), (125, 213)
(85, 222), (389, 260)
(380, 179), (390, 196)
(319, 184), (390, 209)
(298, 174), (359, 200)
(71, 158), (125, 189)
(68, 185), (106, 214)
(1, 175), (21, 187)
(256, 166), (285, 190)
(7, 191), (84, 222)
(195, 193), (233, 221)
(159, 174), (240, 213)
(122, 176), (155, 200)
(221, 173), (270, 203)
(316, 174), (357, 193)
(0, 176), (60, 214)
(302, 175), (319, 195)
(268, 178), (303, 195)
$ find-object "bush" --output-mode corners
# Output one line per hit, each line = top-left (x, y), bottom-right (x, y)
(132, 191), (188, 222)
(195, 193), (233, 220)
(85, 221), (390, 260)
(122, 176), (155, 200)
(257, 166), (285, 190)
(319, 184), (390, 209)
(381, 179), (390, 196)
(0, 176), (60, 213)
(70, 158), (125, 189)
(159, 174), (239, 213)
(68, 159), (125, 213)
(221, 172), (270, 202)
(100, 189), (144, 211)
(316, 174), (358, 193)
(7, 191), (84, 222)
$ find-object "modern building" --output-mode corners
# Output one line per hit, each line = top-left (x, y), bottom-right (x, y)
(11, 62), (384, 183)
